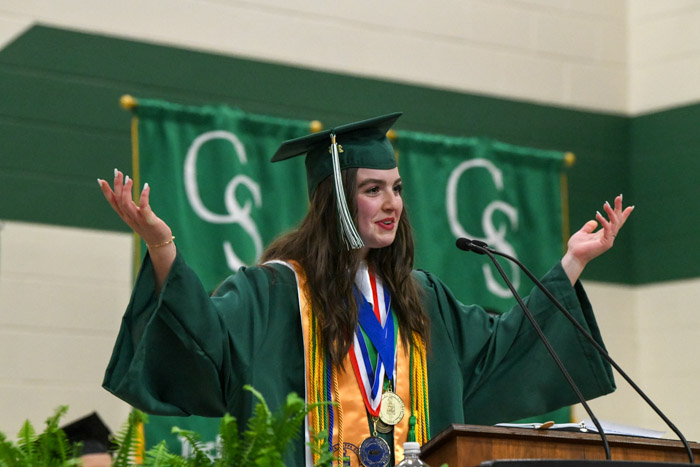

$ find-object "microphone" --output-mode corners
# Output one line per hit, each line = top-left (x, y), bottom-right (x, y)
(455, 237), (490, 253)
(455, 237), (476, 252)
(456, 237), (613, 459)
(456, 238), (490, 253)
(457, 237), (695, 463)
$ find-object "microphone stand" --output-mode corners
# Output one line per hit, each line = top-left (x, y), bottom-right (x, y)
(474, 241), (695, 464)
(459, 240), (612, 460)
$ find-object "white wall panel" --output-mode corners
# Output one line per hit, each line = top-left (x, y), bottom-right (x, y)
(568, 63), (627, 111)
(499, 52), (568, 103)
(628, 1), (700, 113)
(0, 222), (132, 438)
(573, 278), (700, 443)
(0, 0), (638, 113)
(535, 14), (603, 61)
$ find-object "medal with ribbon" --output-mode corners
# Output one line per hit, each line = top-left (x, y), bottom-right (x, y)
(351, 266), (397, 466)
(350, 267), (396, 418)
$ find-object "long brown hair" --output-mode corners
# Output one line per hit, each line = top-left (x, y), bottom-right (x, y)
(262, 168), (429, 367)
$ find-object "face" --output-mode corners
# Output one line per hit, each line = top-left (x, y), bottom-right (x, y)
(80, 454), (112, 467)
(355, 167), (403, 257)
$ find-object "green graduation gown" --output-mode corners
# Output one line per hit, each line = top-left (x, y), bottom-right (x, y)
(103, 250), (615, 465)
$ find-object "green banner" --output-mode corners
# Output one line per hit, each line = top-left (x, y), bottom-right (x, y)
(131, 99), (569, 452)
(134, 99), (311, 292)
(397, 130), (567, 313)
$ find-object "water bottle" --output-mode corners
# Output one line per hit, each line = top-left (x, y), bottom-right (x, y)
(395, 441), (429, 466)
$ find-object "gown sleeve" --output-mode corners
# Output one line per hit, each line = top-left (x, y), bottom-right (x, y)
(102, 249), (295, 417)
(417, 261), (616, 426)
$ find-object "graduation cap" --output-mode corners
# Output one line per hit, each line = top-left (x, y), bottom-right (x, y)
(271, 112), (402, 249)
(62, 412), (113, 455)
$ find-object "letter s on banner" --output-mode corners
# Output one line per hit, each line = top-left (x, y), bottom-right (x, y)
(184, 130), (263, 271)
(446, 158), (520, 298)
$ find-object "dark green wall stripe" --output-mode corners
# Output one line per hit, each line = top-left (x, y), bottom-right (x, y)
(1, 25), (696, 284)
(630, 104), (700, 283)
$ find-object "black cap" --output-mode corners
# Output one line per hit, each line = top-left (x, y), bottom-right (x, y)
(62, 412), (112, 455)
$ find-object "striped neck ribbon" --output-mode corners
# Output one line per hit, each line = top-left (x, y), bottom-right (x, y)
(350, 266), (396, 417)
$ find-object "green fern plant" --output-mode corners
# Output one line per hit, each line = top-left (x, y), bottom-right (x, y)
(135, 386), (337, 466)
(0, 387), (338, 466)
(0, 405), (80, 467)
(131, 385), (337, 466)
(111, 409), (148, 467)
(0, 431), (22, 467)
(214, 414), (238, 466)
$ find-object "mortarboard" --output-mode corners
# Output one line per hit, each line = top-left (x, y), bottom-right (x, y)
(271, 112), (402, 249)
(61, 412), (113, 455)
(271, 112), (402, 197)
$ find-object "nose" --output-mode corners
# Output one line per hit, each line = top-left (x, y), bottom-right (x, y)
(382, 189), (402, 212)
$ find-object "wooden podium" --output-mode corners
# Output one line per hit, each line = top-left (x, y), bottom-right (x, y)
(420, 425), (700, 466)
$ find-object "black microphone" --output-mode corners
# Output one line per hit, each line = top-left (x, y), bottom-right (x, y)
(456, 238), (491, 253)
(456, 237), (612, 459)
(457, 237), (695, 463)
(455, 237), (476, 252)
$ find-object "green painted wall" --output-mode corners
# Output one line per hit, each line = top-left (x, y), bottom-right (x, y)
(630, 104), (700, 283)
(2, 25), (697, 284)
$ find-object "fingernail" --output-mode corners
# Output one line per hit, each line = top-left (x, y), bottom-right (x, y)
(125, 175), (130, 184)
(97, 178), (102, 186)
(114, 168), (118, 178)
(605, 201), (611, 207)
(596, 210), (601, 216)
(143, 182), (149, 191)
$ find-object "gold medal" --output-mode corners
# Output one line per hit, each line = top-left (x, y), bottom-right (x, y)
(379, 390), (404, 426)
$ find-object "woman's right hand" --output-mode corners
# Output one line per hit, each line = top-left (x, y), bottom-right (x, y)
(98, 169), (175, 290)
(98, 169), (172, 245)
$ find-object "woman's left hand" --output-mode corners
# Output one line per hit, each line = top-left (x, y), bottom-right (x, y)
(561, 194), (634, 284)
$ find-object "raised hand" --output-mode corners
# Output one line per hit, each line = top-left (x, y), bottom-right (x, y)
(98, 169), (175, 289)
(561, 194), (634, 284)
(98, 169), (173, 247)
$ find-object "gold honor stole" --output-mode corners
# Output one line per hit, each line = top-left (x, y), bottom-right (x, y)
(284, 260), (413, 466)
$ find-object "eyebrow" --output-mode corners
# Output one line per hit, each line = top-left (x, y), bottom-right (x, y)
(357, 177), (402, 188)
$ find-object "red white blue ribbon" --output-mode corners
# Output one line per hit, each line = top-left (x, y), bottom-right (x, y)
(350, 265), (395, 417)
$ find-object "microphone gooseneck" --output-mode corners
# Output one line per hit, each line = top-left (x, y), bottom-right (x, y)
(457, 237), (612, 459)
(457, 237), (694, 464)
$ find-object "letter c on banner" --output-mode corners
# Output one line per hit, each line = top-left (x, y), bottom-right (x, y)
(446, 158), (520, 298)
(184, 130), (263, 271)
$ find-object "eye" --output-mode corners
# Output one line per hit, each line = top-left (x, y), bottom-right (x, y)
(393, 184), (403, 194)
(365, 186), (380, 195)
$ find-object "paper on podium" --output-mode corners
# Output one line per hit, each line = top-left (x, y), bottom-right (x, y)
(495, 419), (665, 439)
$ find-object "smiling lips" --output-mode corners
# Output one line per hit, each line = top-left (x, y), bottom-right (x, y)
(376, 218), (395, 231)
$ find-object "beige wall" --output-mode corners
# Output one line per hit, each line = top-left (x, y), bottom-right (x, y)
(0, 222), (133, 434)
(573, 280), (700, 440)
(628, 0), (700, 113)
(1, 0), (700, 444)
(0, 0), (695, 114)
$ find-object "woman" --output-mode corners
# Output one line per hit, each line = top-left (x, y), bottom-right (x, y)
(99, 113), (633, 467)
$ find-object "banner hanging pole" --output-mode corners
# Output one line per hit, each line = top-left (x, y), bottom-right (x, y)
(561, 151), (576, 255)
(119, 95), (143, 284)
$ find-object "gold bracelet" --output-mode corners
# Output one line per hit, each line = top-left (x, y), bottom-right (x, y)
(147, 236), (175, 248)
